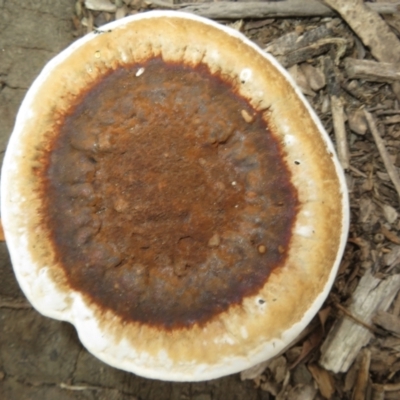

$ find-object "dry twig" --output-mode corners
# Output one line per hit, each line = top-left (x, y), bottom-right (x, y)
(364, 110), (400, 202)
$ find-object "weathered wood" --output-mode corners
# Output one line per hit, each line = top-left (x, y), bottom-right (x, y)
(146, 0), (400, 19)
(265, 24), (335, 56)
(277, 42), (332, 68)
(373, 311), (400, 335)
(323, 0), (400, 101)
(345, 58), (400, 83)
(319, 271), (400, 373)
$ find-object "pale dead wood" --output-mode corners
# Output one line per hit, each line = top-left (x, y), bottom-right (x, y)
(147, 1), (400, 19)
(364, 110), (400, 202)
(352, 349), (371, 400)
(319, 271), (400, 373)
(334, 302), (378, 333)
(373, 311), (400, 335)
(345, 58), (400, 83)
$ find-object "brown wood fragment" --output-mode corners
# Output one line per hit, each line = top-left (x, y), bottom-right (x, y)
(147, 1), (400, 20)
(308, 363), (335, 399)
(364, 110), (400, 202)
(373, 311), (400, 335)
(381, 225), (400, 245)
(319, 270), (400, 373)
(345, 58), (400, 83)
(382, 115), (400, 125)
(277, 41), (334, 69)
(352, 349), (371, 400)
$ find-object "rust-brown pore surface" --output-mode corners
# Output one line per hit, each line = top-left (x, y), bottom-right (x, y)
(43, 58), (298, 329)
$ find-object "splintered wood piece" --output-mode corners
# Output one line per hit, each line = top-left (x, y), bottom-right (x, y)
(364, 110), (400, 202)
(323, 0), (400, 64)
(308, 363), (335, 399)
(148, 1), (400, 20)
(319, 270), (400, 373)
(265, 24), (334, 56)
(352, 349), (371, 400)
(345, 58), (400, 83)
(323, 0), (400, 101)
(373, 311), (400, 335)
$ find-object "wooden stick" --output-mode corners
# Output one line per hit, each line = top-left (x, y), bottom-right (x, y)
(146, 0), (400, 19)
(345, 58), (400, 83)
(364, 110), (400, 202)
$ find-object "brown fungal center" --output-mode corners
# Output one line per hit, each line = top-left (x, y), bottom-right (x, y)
(42, 58), (298, 329)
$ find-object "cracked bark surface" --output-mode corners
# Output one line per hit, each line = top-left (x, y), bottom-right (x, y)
(0, 1), (265, 399)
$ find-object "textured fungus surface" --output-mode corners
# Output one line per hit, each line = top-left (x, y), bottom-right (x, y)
(40, 58), (298, 329)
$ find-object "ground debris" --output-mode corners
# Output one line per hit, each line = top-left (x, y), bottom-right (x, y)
(320, 271), (400, 373)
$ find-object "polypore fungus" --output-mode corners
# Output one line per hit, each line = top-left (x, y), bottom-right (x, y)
(1, 11), (349, 381)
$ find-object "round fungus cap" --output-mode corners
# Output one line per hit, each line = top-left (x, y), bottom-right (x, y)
(1, 11), (349, 381)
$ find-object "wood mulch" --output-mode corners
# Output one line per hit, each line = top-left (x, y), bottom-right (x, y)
(24, 0), (400, 399)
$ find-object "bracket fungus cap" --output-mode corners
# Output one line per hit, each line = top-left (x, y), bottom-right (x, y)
(1, 11), (349, 381)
